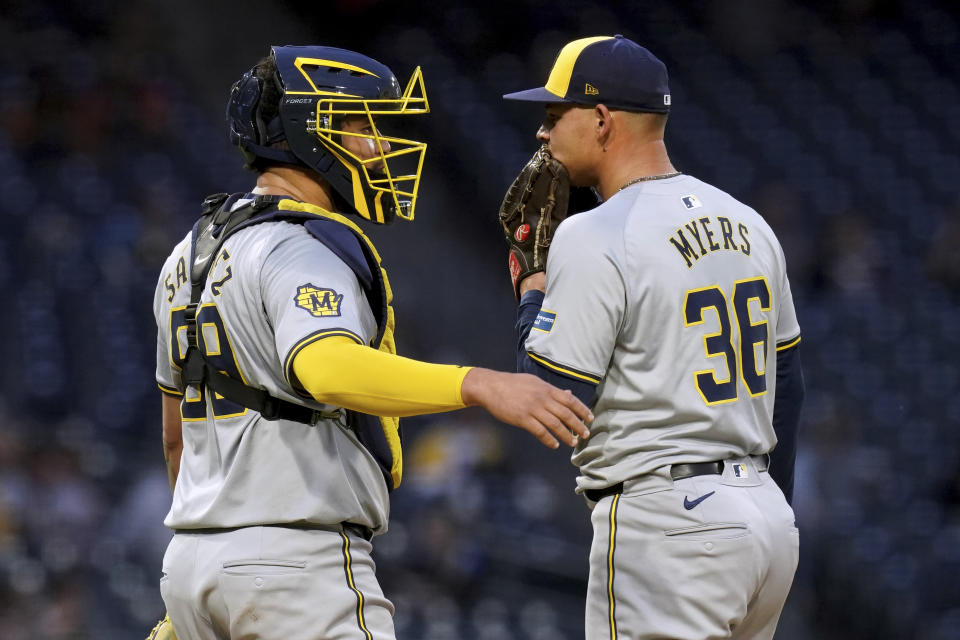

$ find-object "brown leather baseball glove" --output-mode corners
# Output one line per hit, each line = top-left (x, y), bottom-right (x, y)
(498, 145), (570, 299)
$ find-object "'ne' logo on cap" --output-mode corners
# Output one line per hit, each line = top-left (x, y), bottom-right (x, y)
(585, 83), (599, 95)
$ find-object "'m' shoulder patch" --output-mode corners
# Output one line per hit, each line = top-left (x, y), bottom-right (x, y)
(294, 284), (343, 317)
(532, 309), (557, 333)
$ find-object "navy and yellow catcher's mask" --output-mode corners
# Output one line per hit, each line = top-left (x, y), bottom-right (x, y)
(228, 45), (429, 224)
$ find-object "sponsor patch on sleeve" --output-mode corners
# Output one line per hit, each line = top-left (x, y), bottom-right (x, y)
(294, 284), (343, 317)
(532, 309), (557, 333)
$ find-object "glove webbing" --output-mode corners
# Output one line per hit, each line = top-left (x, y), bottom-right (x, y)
(180, 194), (340, 425)
(533, 175), (561, 268)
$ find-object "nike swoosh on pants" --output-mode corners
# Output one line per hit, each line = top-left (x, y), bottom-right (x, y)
(683, 491), (716, 510)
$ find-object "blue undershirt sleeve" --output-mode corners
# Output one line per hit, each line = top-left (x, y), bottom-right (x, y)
(770, 343), (805, 505)
(515, 290), (598, 408)
(515, 290), (545, 369)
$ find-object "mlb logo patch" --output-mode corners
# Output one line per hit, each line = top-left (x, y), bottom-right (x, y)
(532, 309), (557, 333)
(732, 463), (748, 478)
(681, 194), (702, 210)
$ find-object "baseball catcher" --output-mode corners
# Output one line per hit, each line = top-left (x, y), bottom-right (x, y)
(149, 44), (592, 640)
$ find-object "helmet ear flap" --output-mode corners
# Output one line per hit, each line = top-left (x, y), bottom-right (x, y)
(227, 70), (267, 146)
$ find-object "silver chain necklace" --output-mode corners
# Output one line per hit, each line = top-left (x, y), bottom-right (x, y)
(617, 171), (682, 191)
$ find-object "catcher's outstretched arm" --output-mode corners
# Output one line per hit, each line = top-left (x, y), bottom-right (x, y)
(293, 336), (591, 448)
(293, 336), (470, 417)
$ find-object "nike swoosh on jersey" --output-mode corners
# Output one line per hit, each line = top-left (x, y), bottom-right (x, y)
(683, 491), (716, 510)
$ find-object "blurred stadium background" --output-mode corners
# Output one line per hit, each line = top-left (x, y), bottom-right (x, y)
(1, 0), (959, 637)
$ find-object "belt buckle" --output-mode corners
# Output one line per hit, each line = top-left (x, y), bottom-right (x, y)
(311, 408), (344, 426)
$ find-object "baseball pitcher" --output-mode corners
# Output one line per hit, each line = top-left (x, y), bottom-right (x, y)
(499, 35), (804, 639)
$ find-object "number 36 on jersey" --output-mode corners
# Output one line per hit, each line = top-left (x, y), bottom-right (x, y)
(683, 276), (775, 406)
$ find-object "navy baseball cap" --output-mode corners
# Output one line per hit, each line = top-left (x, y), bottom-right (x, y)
(504, 35), (671, 113)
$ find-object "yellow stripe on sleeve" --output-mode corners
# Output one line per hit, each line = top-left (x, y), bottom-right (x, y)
(526, 351), (602, 384)
(776, 335), (802, 352)
(283, 328), (365, 389)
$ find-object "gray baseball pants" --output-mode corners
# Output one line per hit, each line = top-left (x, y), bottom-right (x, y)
(161, 524), (395, 640)
(585, 455), (799, 639)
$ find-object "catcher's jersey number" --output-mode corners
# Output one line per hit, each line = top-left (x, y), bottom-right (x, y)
(683, 277), (770, 405)
(168, 304), (248, 421)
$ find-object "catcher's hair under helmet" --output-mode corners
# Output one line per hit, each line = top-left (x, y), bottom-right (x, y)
(227, 45), (429, 224)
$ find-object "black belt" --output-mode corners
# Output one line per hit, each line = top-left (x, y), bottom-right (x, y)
(671, 460), (725, 481)
(342, 522), (374, 542)
(584, 461), (725, 503)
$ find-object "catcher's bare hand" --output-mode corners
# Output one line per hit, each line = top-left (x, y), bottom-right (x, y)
(499, 145), (571, 299)
(461, 368), (592, 448)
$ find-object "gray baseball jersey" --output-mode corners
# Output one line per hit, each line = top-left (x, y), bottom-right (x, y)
(154, 212), (390, 532)
(524, 175), (801, 493)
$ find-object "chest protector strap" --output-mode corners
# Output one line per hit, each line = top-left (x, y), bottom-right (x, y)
(181, 193), (335, 425)
(180, 193), (402, 490)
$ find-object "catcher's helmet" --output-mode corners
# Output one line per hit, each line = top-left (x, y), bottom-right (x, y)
(227, 45), (429, 224)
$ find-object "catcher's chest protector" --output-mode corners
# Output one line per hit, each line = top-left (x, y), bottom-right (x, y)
(184, 193), (403, 490)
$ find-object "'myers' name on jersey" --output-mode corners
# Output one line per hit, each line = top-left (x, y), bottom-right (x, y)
(668, 216), (751, 268)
